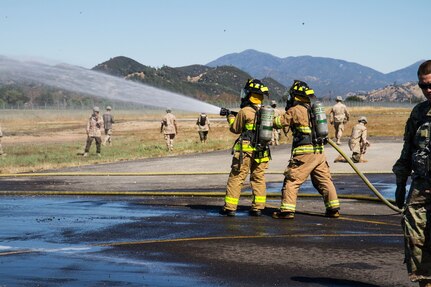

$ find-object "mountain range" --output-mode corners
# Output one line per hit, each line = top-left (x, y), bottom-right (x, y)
(206, 49), (424, 97)
(0, 51), (426, 108)
(92, 56), (288, 105)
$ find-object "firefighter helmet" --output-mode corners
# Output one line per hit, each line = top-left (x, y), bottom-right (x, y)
(289, 80), (314, 101)
(241, 79), (269, 98)
(240, 79), (269, 106)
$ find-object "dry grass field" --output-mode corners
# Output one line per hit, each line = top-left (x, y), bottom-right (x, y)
(0, 106), (411, 173)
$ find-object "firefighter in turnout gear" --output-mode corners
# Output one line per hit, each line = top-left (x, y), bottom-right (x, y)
(393, 60), (431, 286)
(272, 80), (340, 219)
(220, 79), (271, 217)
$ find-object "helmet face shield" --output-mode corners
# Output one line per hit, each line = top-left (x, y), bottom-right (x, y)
(240, 88), (248, 99)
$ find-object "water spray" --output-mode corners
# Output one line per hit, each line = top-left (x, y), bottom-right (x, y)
(0, 56), (221, 114)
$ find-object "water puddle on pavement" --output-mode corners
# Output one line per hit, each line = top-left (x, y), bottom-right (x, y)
(0, 196), (214, 286)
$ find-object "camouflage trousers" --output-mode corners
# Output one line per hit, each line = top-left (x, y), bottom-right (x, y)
(103, 129), (112, 145)
(271, 129), (281, 146)
(224, 151), (268, 211)
(164, 133), (175, 151)
(402, 177), (431, 283)
(334, 122), (345, 143)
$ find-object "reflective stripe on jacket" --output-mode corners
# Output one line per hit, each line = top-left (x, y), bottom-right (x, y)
(274, 104), (324, 155)
(228, 106), (270, 163)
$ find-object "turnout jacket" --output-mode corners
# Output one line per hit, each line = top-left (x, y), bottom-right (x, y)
(274, 103), (324, 155)
(227, 105), (270, 163)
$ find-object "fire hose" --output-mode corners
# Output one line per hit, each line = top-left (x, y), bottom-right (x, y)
(327, 138), (402, 213)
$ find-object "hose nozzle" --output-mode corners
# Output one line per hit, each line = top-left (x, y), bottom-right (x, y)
(220, 107), (230, 116)
(220, 107), (238, 117)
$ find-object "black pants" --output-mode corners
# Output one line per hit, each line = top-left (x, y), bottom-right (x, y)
(198, 131), (208, 141)
(85, 136), (102, 153)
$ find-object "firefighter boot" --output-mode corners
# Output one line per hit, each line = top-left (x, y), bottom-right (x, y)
(219, 208), (236, 217)
(249, 209), (262, 217)
(272, 211), (295, 219)
(325, 209), (340, 218)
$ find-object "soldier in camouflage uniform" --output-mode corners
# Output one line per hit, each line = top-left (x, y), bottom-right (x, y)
(102, 106), (115, 146)
(270, 100), (282, 146)
(83, 106), (104, 157)
(348, 116), (370, 163)
(160, 108), (178, 151)
(0, 123), (4, 156)
(393, 60), (431, 287)
(196, 112), (210, 143)
(329, 96), (350, 145)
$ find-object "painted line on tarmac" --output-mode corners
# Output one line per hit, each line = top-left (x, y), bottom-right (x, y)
(96, 233), (403, 247)
(337, 216), (399, 226)
(0, 170), (392, 177)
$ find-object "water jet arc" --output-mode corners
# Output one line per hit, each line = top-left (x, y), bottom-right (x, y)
(0, 56), (222, 114)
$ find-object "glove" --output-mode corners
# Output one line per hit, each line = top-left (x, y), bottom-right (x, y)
(227, 114), (235, 123)
(395, 177), (407, 209)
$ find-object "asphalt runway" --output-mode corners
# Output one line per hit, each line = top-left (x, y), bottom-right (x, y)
(0, 140), (416, 286)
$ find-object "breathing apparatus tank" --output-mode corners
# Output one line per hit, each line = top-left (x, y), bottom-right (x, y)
(257, 105), (275, 146)
(311, 100), (329, 143)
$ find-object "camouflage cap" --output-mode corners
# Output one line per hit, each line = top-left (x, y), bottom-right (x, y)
(93, 106), (100, 112)
(358, 116), (368, 123)
(336, 96), (343, 101)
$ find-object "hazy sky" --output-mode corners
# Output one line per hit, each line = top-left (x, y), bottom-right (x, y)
(1, 0), (429, 73)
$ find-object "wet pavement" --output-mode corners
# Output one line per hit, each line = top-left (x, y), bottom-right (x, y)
(0, 141), (417, 286)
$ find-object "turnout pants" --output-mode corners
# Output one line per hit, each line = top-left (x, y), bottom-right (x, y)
(280, 153), (339, 212)
(224, 151), (268, 211)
